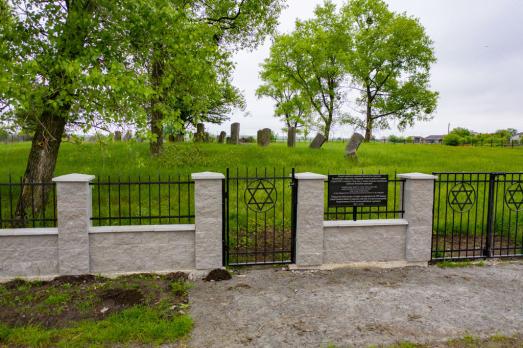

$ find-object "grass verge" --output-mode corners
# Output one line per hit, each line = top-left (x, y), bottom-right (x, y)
(0, 273), (193, 347)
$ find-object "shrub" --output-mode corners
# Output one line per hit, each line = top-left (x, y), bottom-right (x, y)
(443, 134), (462, 146)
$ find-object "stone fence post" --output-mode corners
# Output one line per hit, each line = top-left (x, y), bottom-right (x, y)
(52, 173), (95, 275)
(192, 172), (225, 270)
(398, 173), (438, 263)
(295, 172), (327, 267)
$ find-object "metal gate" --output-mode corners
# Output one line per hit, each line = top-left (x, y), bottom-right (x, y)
(223, 168), (297, 266)
(432, 172), (523, 261)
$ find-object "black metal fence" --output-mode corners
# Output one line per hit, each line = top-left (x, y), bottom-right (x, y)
(432, 172), (523, 261)
(90, 176), (195, 226)
(324, 173), (405, 221)
(0, 176), (57, 228)
(223, 168), (297, 266)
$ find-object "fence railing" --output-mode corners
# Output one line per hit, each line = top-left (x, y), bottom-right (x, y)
(0, 177), (57, 228)
(324, 173), (405, 221)
(90, 176), (195, 226)
(432, 172), (523, 260)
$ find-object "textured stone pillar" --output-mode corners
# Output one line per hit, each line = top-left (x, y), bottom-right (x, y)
(295, 172), (327, 266)
(192, 172), (225, 270)
(52, 174), (95, 275)
(398, 173), (437, 262)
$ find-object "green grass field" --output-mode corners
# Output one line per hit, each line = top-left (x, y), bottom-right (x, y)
(1, 141), (522, 178)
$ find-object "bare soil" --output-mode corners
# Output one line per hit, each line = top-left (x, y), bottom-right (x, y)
(0, 272), (189, 328)
(189, 261), (523, 347)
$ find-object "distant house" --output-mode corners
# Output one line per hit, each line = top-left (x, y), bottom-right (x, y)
(510, 132), (523, 142)
(424, 135), (444, 144)
(412, 136), (424, 144)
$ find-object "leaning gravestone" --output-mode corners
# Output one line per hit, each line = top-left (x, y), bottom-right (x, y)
(218, 131), (226, 144)
(114, 131), (122, 141)
(231, 123), (240, 144)
(309, 133), (327, 149)
(345, 132), (365, 158)
(287, 127), (296, 147)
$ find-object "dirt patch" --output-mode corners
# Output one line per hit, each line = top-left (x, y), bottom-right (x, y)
(190, 261), (523, 348)
(0, 273), (190, 329)
(204, 269), (232, 282)
(165, 272), (189, 282)
(99, 288), (144, 306)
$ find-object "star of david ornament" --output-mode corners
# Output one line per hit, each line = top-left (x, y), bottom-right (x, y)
(505, 182), (523, 212)
(448, 182), (476, 212)
(244, 179), (277, 213)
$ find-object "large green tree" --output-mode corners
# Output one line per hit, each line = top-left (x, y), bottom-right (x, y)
(133, 0), (284, 155)
(259, 3), (349, 140)
(0, 0), (149, 226)
(0, 0), (284, 225)
(341, 0), (438, 141)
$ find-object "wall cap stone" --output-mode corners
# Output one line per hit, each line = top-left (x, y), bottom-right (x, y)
(295, 172), (327, 180)
(52, 173), (96, 182)
(0, 228), (58, 236)
(323, 219), (408, 228)
(191, 172), (225, 180)
(89, 224), (195, 234)
(397, 173), (438, 180)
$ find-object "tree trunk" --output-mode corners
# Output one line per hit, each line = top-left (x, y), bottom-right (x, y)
(149, 56), (164, 156)
(13, 111), (66, 227)
(323, 114), (333, 141)
(364, 86), (373, 142)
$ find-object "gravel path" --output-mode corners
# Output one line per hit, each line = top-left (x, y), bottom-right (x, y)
(189, 262), (523, 347)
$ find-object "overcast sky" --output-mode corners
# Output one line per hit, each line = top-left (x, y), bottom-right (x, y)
(207, 0), (523, 138)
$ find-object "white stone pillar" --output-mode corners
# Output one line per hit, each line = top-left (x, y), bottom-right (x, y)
(295, 172), (327, 267)
(397, 173), (438, 262)
(192, 172), (225, 270)
(52, 173), (95, 275)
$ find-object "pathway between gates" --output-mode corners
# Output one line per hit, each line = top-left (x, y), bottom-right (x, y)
(189, 262), (523, 347)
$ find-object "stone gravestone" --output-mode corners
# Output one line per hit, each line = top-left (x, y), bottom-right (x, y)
(257, 128), (271, 147)
(218, 131), (226, 144)
(345, 132), (365, 158)
(230, 123), (240, 145)
(256, 130), (263, 146)
(114, 131), (122, 141)
(287, 127), (296, 147)
(195, 123), (205, 142)
(309, 133), (326, 149)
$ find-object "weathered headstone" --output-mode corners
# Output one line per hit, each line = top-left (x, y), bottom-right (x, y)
(218, 131), (226, 144)
(309, 133), (327, 149)
(257, 128), (271, 147)
(287, 127), (296, 147)
(231, 123), (240, 144)
(345, 132), (365, 158)
(195, 123), (205, 142)
(114, 131), (122, 141)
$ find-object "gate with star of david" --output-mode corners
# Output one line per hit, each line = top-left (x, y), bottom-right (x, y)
(432, 172), (523, 261)
(223, 168), (297, 266)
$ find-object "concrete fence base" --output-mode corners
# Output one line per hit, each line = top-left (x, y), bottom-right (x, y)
(0, 171), (436, 280)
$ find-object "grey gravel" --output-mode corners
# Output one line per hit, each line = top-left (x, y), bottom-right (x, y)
(189, 261), (523, 347)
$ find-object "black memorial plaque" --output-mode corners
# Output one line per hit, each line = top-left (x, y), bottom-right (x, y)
(328, 175), (388, 207)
